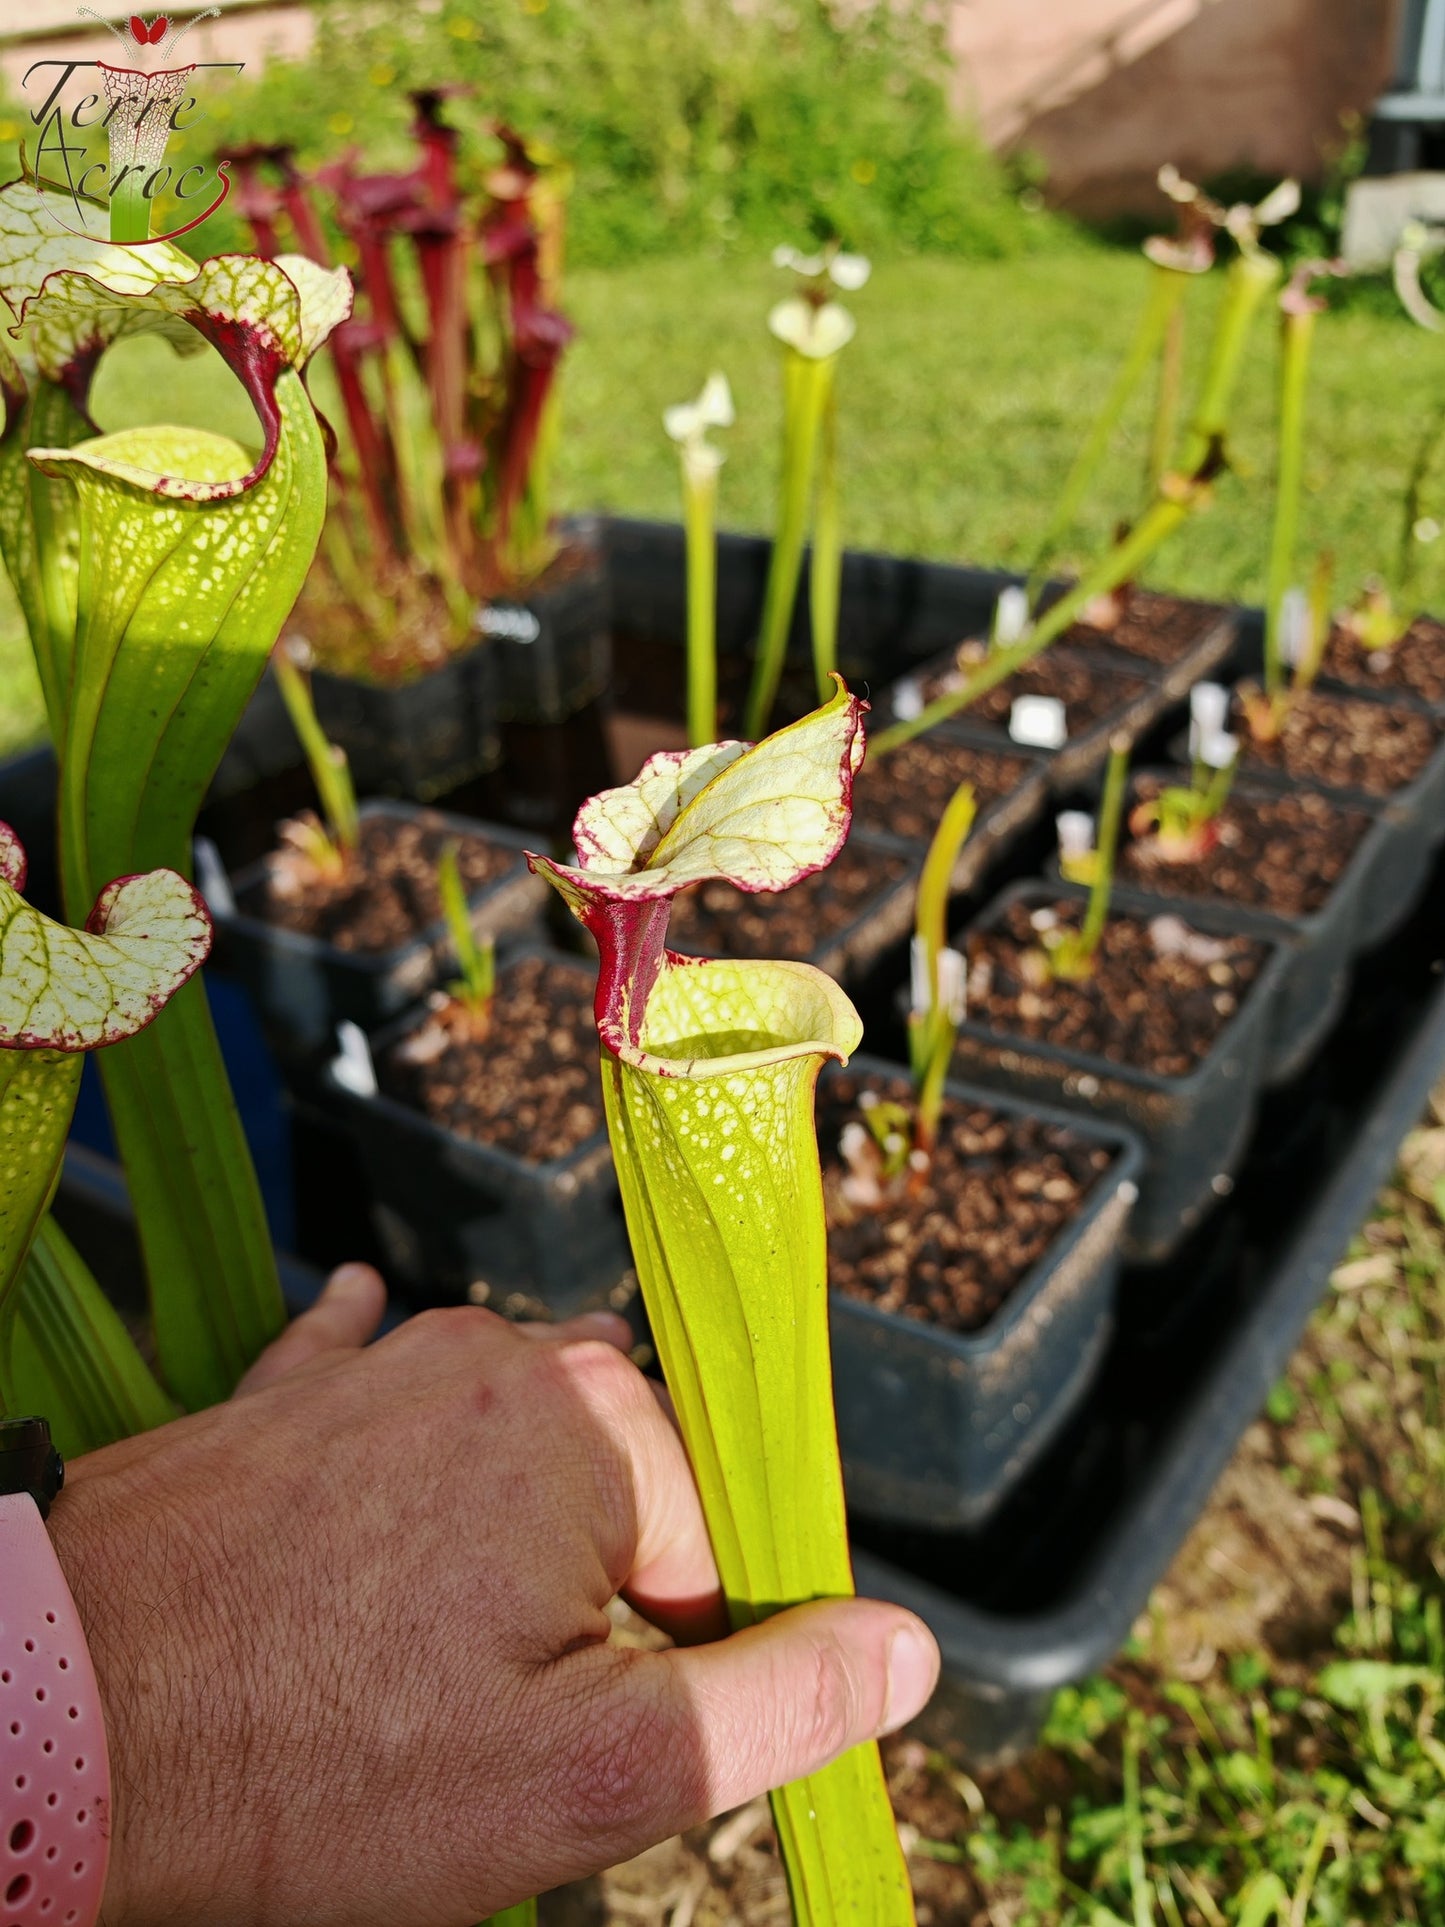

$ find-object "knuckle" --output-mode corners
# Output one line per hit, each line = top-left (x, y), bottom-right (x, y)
(400, 1304), (495, 1352)
(799, 1631), (866, 1764)
(558, 1338), (649, 1414)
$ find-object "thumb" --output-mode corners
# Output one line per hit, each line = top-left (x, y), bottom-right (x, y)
(668, 1597), (940, 1812)
(554, 1597), (938, 1865)
(233, 1264), (388, 1396)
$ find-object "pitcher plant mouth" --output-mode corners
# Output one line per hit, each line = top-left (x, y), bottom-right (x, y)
(623, 953), (863, 1081)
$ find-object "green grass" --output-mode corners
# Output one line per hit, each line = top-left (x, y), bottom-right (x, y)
(2, 243), (1440, 744)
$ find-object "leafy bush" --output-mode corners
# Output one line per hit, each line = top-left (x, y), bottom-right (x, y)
(188, 0), (1046, 266)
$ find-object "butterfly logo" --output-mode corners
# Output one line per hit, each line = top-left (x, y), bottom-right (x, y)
(128, 15), (170, 44)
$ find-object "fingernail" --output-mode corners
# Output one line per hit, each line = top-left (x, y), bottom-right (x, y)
(326, 1263), (379, 1300)
(882, 1622), (939, 1734)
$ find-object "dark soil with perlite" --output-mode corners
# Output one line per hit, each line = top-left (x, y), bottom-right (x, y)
(818, 1069), (1112, 1333)
(667, 841), (910, 960)
(1235, 689), (1440, 796)
(853, 737), (1036, 843)
(1122, 779), (1372, 919)
(245, 813), (520, 952)
(1322, 616), (1445, 709)
(1065, 589), (1223, 667)
(380, 955), (602, 1161)
(913, 644), (1148, 734)
(964, 899), (1266, 1078)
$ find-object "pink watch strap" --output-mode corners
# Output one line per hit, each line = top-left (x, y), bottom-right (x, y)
(0, 1493), (110, 1927)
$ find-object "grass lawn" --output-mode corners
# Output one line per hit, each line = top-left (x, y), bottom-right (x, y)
(3, 241), (1439, 751)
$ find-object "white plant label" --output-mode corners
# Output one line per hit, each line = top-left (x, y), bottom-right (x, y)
(1009, 694), (1067, 748)
(331, 1019), (378, 1098)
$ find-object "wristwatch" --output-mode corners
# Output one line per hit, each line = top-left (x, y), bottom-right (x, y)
(0, 1418), (111, 1927)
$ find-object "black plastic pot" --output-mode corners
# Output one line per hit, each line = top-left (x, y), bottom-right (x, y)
(1171, 691), (1445, 949)
(309, 640), (502, 804)
(212, 800), (546, 1057)
(1057, 771), (1400, 1089)
(879, 646), (1182, 797)
(852, 862), (1445, 1762)
(316, 944), (630, 1314)
(951, 880), (1290, 1264)
(854, 729), (1054, 904)
(478, 518), (612, 726)
(666, 830), (916, 985)
(828, 1055), (1143, 1532)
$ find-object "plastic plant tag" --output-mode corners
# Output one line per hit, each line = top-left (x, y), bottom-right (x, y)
(911, 935), (965, 1024)
(992, 583), (1030, 646)
(528, 680), (916, 1923)
(1278, 584), (1311, 666)
(1197, 728), (1239, 771)
(1188, 680), (1231, 758)
(331, 1020), (379, 1099)
(1057, 810), (1096, 867)
(1009, 693), (1068, 749)
(890, 675), (924, 724)
(193, 835), (236, 918)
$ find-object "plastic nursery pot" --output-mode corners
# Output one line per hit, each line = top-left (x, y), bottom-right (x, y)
(316, 944), (631, 1314)
(823, 1054), (1143, 1532)
(309, 637), (502, 803)
(1173, 688), (1445, 950)
(666, 828), (918, 986)
(1057, 590), (1238, 700)
(951, 879), (1290, 1266)
(879, 644), (1175, 796)
(212, 800), (547, 1058)
(477, 517), (612, 727)
(1081, 771), (1400, 1089)
(852, 728), (1054, 900)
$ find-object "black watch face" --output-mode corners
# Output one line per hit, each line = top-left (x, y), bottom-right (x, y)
(0, 1416), (63, 1512)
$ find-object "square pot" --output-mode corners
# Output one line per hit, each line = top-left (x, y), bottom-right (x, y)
(1066, 771), (1399, 1087)
(950, 880), (1290, 1264)
(478, 517), (612, 726)
(317, 945), (630, 1313)
(212, 800), (547, 1057)
(877, 645), (1179, 796)
(826, 1055), (1143, 1532)
(310, 640), (502, 803)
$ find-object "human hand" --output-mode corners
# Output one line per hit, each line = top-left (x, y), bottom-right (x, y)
(50, 1267), (939, 1925)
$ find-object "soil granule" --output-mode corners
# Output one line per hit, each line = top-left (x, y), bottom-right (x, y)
(1322, 614), (1445, 709)
(965, 897), (1266, 1078)
(246, 812), (521, 953)
(667, 840), (911, 961)
(1236, 686), (1440, 797)
(854, 736), (1038, 843)
(1064, 588), (1226, 667)
(1121, 777), (1373, 919)
(819, 1068), (1114, 1333)
(380, 954), (602, 1162)
(908, 643), (1149, 736)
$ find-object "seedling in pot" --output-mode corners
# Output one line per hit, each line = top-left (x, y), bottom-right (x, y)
(438, 839), (496, 1037)
(838, 781), (976, 1209)
(1241, 260), (1347, 744)
(872, 236), (1282, 757)
(528, 681), (916, 1921)
(1129, 691), (1238, 862)
(744, 242), (871, 736)
(1033, 740), (1130, 982)
(664, 372), (735, 747)
(272, 640), (361, 881)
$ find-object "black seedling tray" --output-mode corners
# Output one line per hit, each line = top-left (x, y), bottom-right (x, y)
(849, 833), (1445, 1762)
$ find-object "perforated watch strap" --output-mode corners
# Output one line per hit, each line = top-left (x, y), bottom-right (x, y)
(0, 1493), (111, 1927)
